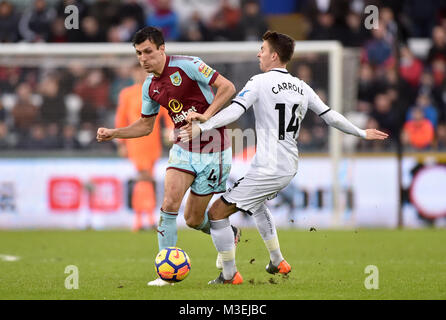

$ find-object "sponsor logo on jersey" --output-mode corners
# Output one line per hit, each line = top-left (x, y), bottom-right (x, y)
(172, 106), (198, 124)
(168, 99), (183, 113)
(198, 62), (213, 78)
(170, 71), (182, 86)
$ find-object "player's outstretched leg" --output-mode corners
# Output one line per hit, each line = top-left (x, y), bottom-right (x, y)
(253, 203), (291, 275)
(208, 218), (243, 285)
(148, 209), (179, 287)
(156, 209), (178, 251)
(216, 225), (242, 270)
(193, 211), (241, 270)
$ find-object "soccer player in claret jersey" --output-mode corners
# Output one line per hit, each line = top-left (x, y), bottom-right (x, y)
(180, 31), (388, 284)
(96, 26), (241, 286)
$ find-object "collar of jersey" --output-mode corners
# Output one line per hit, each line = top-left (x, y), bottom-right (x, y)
(269, 68), (289, 74)
(156, 55), (171, 78)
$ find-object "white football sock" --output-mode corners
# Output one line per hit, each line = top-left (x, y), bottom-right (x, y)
(210, 218), (237, 280)
(253, 204), (284, 266)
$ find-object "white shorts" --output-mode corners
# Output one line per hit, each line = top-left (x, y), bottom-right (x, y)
(221, 170), (295, 214)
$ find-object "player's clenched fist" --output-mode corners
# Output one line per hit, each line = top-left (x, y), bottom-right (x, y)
(186, 111), (208, 123)
(97, 127), (116, 142)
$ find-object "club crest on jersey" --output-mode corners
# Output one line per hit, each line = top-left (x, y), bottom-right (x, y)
(170, 71), (182, 86)
(168, 99), (183, 113)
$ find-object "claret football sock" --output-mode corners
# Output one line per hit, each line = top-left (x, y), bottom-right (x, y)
(157, 209), (178, 251)
(193, 211), (211, 234)
(210, 218), (237, 280)
(253, 204), (284, 267)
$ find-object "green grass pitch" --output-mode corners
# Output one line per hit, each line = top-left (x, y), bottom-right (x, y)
(0, 228), (445, 300)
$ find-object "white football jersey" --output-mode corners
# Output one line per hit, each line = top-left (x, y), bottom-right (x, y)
(231, 68), (330, 176)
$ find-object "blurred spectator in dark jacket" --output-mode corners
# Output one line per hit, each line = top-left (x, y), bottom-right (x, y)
(303, 0), (348, 40)
(17, 123), (49, 150)
(38, 76), (67, 125)
(339, 10), (369, 47)
(357, 63), (378, 105)
(427, 26), (446, 65)
(18, 0), (56, 42)
(380, 7), (399, 45)
(0, 67), (21, 94)
(11, 83), (39, 136)
(307, 11), (342, 41)
(49, 17), (68, 42)
(303, 0), (349, 25)
(88, 0), (120, 37)
(147, 0), (180, 41)
(0, 1), (20, 43)
(402, 107), (435, 150)
(179, 11), (210, 41)
(119, 0), (146, 30)
(107, 25), (122, 42)
(45, 122), (63, 149)
(399, 45), (423, 89)
(207, 0), (241, 41)
(236, 0), (268, 41)
(370, 92), (398, 137)
(115, 16), (140, 42)
(80, 16), (106, 42)
(404, 0), (437, 38)
(61, 123), (81, 149)
(74, 69), (110, 123)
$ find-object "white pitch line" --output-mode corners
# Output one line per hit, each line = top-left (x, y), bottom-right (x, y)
(0, 254), (21, 262)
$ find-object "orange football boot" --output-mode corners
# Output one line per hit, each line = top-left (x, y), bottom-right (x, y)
(208, 271), (243, 285)
(266, 260), (292, 275)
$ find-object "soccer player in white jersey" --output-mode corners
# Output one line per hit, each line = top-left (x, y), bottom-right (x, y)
(179, 31), (388, 285)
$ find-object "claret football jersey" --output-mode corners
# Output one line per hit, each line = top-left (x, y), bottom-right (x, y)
(141, 55), (230, 153)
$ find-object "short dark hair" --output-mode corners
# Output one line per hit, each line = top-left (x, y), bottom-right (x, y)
(262, 31), (295, 64)
(132, 26), (165, 48)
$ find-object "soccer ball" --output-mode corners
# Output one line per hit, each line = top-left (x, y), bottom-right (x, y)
(154, 247), (191, 282)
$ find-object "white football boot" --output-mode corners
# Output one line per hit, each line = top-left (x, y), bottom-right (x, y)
(147, 278), (174, 286)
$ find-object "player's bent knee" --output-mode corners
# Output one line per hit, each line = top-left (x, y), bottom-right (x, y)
(162, 196), (181, 213)
(184, 215), (200, 229)
(208, 199), (227, 220)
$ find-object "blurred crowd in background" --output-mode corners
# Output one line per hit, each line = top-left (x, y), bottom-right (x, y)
(1, 0), (446, 153)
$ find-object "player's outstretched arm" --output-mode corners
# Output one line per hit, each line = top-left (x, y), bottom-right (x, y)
(97, 116), (156, 142)
(179, 102), (245, 142)
(188, 74), (235, 123)
(320, 110), (388, 140)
